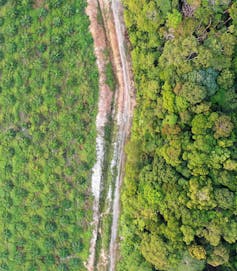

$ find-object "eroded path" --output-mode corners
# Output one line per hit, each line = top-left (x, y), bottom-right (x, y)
(86, 1), (135, 270)
(109, 1), (135, 270)
(86, 1), (113, 270)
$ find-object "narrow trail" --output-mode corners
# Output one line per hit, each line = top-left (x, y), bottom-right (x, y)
(86, 0), (135, 270)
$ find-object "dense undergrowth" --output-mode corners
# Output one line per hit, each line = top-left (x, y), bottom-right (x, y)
(119, 1), (237, 271)
(0, 0), (98, 270)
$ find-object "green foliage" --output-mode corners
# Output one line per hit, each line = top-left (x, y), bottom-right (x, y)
(183, 68), (218, 96)
(169, 252), (205, 271)
(191, 114), (210, 135)
(0, 1), (98, 270)
(188, 245), (206, 260)
(180, 83), (207, 105)
(141, 235), (170, 270)
(0, 0), (6, 7)
(167, 10), (182, 29)
(207, 245), (229, 267)
(120, 1), (237, 271)
(105, 62), (116, 91)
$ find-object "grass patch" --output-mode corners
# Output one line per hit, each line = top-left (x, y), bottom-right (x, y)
(106, 62), (116, 91)
(97, 4), (104, 25)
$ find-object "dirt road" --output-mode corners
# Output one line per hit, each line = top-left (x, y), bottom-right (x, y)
(86, 0), (135, 270)
(86, 1), (113, 270)
(109, 1), (135, 271)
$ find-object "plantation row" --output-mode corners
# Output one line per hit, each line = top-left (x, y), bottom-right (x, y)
(0, 0), (98, 270)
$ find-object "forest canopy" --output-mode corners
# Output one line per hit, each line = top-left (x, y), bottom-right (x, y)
(119, 1), (237, 271)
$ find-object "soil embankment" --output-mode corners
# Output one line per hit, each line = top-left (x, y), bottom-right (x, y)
(86, 1), (113, 270)
(86, 1), (135, 270)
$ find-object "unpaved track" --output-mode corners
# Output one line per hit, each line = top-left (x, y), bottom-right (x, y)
(109, 1), (135, 271)
(86, 0), (135, 270)
(86, 1), (113, 270)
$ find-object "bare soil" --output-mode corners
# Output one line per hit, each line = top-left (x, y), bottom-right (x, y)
(85, 1), (113, 271)
(86, 0), (113, 129)
(108, 2), (136, 270)
(86, 1), (135, 271)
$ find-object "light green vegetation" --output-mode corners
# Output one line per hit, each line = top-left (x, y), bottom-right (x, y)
(0, 0), (98, 270)
(119, 1), (237, 271)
